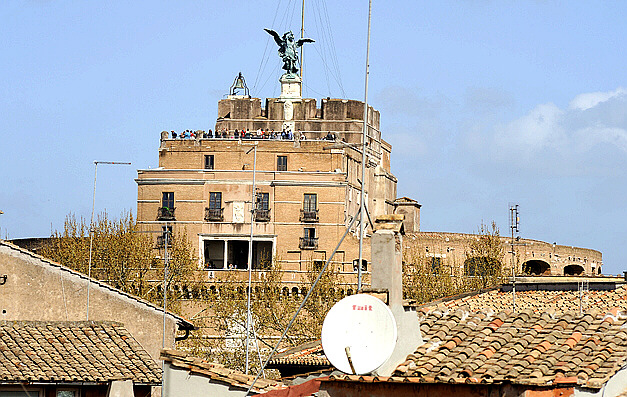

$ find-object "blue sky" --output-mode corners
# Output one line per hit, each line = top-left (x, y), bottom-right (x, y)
(1, 1), (625, 275)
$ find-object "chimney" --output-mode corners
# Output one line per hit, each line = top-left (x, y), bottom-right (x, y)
(369, 214), (423, 376)
(370, 214), (405, 307)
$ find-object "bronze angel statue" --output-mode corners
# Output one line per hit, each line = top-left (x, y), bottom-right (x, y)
(264, 29), (315, 76)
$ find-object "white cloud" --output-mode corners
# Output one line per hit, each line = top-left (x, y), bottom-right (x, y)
(467, 87), (627, 175)
(492, 102), (565, 157)
(568, 87), (626, 111)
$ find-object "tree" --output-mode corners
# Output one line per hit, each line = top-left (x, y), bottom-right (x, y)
(464, 221), (505, 288)
(40, 211), (197, 311)
(179, 259), (343, 375)
(403, 221), (506, 304)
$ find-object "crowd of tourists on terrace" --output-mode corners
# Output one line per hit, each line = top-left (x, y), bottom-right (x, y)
(168, 128), (338, 141)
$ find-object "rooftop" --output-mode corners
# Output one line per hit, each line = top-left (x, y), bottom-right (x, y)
(389, 308), (627, 389)
(0, 321), (161, 384)
(417, 279), (627, 315)
(160, 349), (285, 393)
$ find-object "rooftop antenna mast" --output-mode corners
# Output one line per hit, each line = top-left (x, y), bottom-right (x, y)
(86, 161), (131, 321)
(300, 0), (305, 79)
(509, 204), (519, 313)
(244, 143), (258, 374)
(358, 0), (372, 291)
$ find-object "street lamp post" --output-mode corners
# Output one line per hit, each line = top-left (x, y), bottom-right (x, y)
(86, 161), (131, 321)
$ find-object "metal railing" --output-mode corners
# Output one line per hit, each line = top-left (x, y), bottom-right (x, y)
(254, 209), (271, 222)
(156, 235), (172, 248)
(157, 207), (176, 221)
(299, 237), (318, 250)
(300, 209), (319, 222)
(205, 207), (224, 221)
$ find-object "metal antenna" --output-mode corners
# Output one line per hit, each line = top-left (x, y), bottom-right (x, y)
(358, 0), (372, 292)
(86, 161), (131, 321)
(245, 208), (362, 396)
(244, 143), (258, 374)
(509, 204), (519, 313)
(300, 0), (305, 79)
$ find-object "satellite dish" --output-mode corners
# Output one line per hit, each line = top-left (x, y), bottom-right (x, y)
(321, 294), (397, 375)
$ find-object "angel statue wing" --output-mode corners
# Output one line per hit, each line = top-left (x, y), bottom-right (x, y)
(264, 28), (283, 46)
(296, 38), (315, 47)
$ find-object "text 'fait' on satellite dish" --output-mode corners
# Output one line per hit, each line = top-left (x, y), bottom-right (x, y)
(321, 294), (397, 375)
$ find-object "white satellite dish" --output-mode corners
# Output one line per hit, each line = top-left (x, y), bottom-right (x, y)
(321, 294), (397, 375)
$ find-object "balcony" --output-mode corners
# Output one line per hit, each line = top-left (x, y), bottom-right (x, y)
(205, 207), (224, 222)
(254, 209), (271, 222)
(300, 209), (319, 222)
(156, 235), (172, 248)
(157, 207), (176, 221)
(299, 237), (319, 250)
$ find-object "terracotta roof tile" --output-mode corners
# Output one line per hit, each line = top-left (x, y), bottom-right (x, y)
(393, 309), (627, 389)
(0, 321), (161, 384)
(160, 349), (285, 393)
(266, 339), (331, 368)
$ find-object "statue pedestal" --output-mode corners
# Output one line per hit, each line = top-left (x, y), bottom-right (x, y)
(278, 74), (301, 134)
(279, 74), (302, 99)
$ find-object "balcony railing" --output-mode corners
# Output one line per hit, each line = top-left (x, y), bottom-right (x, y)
(254, 209), (271, 222)
(156, 235), (172, 248)
(157, 207), (176, 221)
(300, 209), (319, 222)
(299, 237), (319, 250)
(205, 207), (224, 222)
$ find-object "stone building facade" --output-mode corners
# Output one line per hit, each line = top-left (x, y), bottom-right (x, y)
(135, 76), (602, 286)
(136, 79), (397, 282)
(404, 231), (603, 276)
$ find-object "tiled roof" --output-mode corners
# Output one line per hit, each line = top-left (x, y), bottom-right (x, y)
(160, 349), (285, 393)
(0, 321), (161, 384)
(391, 308), (627, 389)
(267, 340), (330, 368)
(418, 282), (627, 315)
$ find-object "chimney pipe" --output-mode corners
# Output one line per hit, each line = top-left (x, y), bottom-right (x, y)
(369, 214), (422, 376)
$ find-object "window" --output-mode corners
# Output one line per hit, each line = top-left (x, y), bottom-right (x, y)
(255, 192), (271, 222)
(304, 227), (316, 239)
(299, 227), (318, 249)
(162, 192), (174, 209)
(303, 194), (317, 212)
(277, 155), (287, 171)
(257, 192), (269, 211)
(56, 391), (78, 397)
(353, 259), (367, 272)
(157, 225), (173, 247)
(204, 155), (214, 170)
(209, 192), (222, 209)
(0, 391), (42, 397)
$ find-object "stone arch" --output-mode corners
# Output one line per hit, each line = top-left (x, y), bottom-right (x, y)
(522, 260), (551, 276)
(564, 264), (584, 276)
(291, 287), (299, 297)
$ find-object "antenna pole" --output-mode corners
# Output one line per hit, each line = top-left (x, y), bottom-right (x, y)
(300, 0), (305, 79)
(358, 0), (372, 291)
(245, 143), (258, 374)
(509, 204), (519, 313)
(86, 160), (131, 321)
(245, 209), (362, 396)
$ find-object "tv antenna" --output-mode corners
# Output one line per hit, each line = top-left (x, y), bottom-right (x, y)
(509, 203), (519, 312)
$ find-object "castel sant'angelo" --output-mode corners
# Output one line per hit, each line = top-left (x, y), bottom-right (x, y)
(135, 30), (602, 292)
